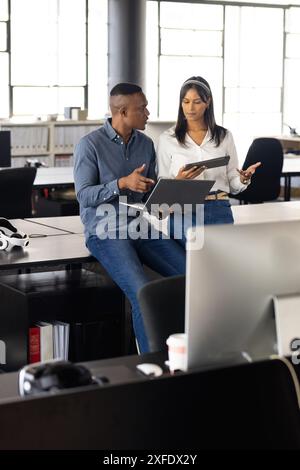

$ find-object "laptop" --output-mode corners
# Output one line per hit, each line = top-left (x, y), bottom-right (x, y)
(120, 178), (215, 213)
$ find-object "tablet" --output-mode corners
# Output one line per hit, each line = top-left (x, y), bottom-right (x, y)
(184, 155), (230, 171)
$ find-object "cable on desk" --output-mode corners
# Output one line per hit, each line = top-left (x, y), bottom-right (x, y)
(29, 234), (48, 238)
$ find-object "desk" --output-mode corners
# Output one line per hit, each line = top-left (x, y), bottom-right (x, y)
(23, 207), (300, 242)
(35, 164), (300, 202)
(0, 351), (166, 402)
(33, 166), (74, 189)
(233, 201), (300, 224)
(19, 200), (300, 243)
(10, 218), (71, 237)
(276, 136), (300, 153)
(31, 163), (300, 202)
(282, 157), (300, 201)
(25, 215), (84, 234)
(0, 353), (299, 449)
(0, 233), (91, 271)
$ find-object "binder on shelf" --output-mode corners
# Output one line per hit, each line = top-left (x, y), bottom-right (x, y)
(36, 322), (54, 361)
(64, 107), (80, 120)
(2, 121), (100, 167)
(29, 326), (41, 364)
(53, 321), (70, 360)
(71, 109), (88, 120)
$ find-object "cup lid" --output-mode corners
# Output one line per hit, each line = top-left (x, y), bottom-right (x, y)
(166, 333), (187, 347)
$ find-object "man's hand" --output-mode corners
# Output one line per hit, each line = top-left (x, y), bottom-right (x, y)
(175, 165), (206, 180)
(118, 164), (155, 193)
(237, 161), (261, 184)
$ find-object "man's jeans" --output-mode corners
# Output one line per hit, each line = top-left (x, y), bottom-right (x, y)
(169, 200), (234, 249)
(87, 235), (186, 353)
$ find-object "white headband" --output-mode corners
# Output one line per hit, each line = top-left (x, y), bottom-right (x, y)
(182, 80), (211, 96)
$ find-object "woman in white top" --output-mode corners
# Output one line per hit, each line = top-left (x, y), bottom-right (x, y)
(157, 76), (261, 245)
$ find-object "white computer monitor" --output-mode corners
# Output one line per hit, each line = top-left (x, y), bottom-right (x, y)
(185, 220), (300, 370)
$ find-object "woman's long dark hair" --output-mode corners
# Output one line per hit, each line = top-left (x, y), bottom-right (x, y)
(174, 76), (226, 147)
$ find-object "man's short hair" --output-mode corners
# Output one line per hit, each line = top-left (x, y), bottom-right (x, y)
(110, 83), (142, 96)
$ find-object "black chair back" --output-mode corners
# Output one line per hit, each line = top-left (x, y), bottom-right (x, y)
(232, 137), (283, 203)
(0, 131), (11, 167)
(0, 167), (37, 218)
(138, 275), (185, 352)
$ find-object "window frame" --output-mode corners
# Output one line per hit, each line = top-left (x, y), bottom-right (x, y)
(6, 0), (89, 118)
(150, 0), (300, 134)
(2, 0), (300, 123)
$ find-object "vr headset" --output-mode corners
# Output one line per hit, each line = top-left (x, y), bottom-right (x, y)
(0, 218), (29, 251)
(19, 360), (106, 396)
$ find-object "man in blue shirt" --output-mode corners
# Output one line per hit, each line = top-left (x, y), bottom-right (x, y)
(74, 83), (185, 353)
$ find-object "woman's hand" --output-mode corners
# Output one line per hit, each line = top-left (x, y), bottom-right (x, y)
(175, 165), (206, 180)
(237, 162), (261, 184)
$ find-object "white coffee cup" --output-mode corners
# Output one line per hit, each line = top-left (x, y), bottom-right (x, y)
(166, 333), (187, 372)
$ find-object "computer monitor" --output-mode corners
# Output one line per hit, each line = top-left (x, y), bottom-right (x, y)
(185, 220), (300, 369)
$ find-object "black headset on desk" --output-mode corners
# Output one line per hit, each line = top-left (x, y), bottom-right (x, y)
(19, 360), (109, 396)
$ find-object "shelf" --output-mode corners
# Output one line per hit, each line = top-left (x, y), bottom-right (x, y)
(12, 151), (50, 157)
(2, 121), (101, 167)
(0, 120), (102, 127)
(2, 120), (173, 167)
(54, 120), (102, 126)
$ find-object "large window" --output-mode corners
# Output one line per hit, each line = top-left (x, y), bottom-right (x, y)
(0, 0), (9, 118)
(145, 1), (300, 160)
(0, 0), (107, 119)
(11, 0), (86, 116)
(146, 1), (224, 121)
(88, 0), (108, 119)
(1, 0), (300, 141)
(223, 5), (284, 157)
(284, 7), (300, 134)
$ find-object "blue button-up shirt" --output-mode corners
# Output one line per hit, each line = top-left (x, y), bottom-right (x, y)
(74, 119), (157, 240)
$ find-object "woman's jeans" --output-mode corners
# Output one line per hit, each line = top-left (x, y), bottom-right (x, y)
(169, 200), (234, 249)
(87, 234), (186, 354)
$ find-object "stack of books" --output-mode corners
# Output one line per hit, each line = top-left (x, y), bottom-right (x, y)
(29, 321), (70, 363)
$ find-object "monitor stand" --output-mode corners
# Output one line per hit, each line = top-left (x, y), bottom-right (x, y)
(188, 351), (253, 373)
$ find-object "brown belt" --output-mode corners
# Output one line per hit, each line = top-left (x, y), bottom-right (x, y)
(205, 191), (229, 201)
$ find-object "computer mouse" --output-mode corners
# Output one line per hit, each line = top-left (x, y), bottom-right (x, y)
(136, 363), (163, 377)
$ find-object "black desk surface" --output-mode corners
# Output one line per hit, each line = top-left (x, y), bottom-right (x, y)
(0, 352), (166, 403)
(0, 233), (91, 271)
(0, 354), (299, 449)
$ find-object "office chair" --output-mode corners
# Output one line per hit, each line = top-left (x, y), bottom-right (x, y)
(138, 275), (185, 352)
(0, 130), (11, 167)
(0, 167), (37, 219)
(230, 137), (283, 204)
